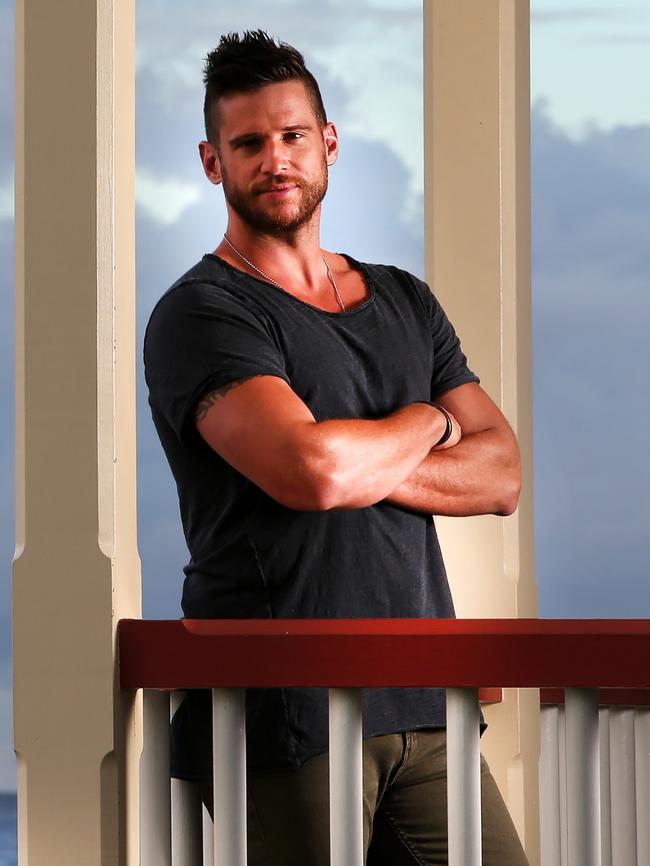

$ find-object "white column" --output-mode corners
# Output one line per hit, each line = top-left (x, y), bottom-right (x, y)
(171, 693), (203, 866)
(634, 709), (650, 866)
(599, 709), (612, 866)
(212, 689), (246, 866)
(328, 689), (363, 866)
(539, 707), (561, 866)
(424, 2), (538, 859)
(565, 689), (601, 866)
(171, 779), (203, 866)
(609, 709), (637, 866)
(13, 1), (139, 864)
(140, 691), (171, 866)
(446, 688), (481, 866)
(558, 708), (568, 866)
(203, 807), (215, 866)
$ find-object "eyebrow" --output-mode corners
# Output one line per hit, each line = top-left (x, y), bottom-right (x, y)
(228, 123), (314, 148)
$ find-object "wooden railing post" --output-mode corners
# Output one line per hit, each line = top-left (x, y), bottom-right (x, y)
(13, 1), (139, 863)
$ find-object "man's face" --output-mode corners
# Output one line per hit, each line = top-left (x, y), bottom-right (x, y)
(202, 80), (338, 234)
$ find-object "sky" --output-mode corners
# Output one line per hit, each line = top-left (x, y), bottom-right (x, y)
(1, 0), (650, 792)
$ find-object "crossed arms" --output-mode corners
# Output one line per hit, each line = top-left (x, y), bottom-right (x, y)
(194, 375), (520, 517)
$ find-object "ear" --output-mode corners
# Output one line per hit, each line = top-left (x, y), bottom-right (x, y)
(198, 140), (222, 185)
(323, 122), (339, 167)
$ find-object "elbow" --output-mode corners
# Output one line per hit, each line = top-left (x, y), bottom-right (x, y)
(495, 473), (521, 517)
(269, 435), (346, 512)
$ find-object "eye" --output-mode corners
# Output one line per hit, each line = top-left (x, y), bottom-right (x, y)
(283, 132), (304, 142)
(235, 137), (261, 151)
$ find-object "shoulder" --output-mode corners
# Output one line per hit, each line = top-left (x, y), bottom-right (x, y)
(145, 256), (269, 342)
(147, 256), (237, 321)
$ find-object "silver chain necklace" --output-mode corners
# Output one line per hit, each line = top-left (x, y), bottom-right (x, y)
(222, 234), (346, 312)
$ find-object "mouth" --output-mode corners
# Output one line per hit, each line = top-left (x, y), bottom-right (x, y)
(257, 183), (299, 199)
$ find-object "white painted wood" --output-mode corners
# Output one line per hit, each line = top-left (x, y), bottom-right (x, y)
(425, 4), (539, 858)
(141, 690), (172, 866)
(203, 805), (214, 866)
(609, 709), (637, 866)
(14, 1), (140, 863)
(634, 710), (650, 866)
(213, 688), (247, 866)
(328, 688), (364, 866)
(171, 779), (203, 866)
(565, 688), (601, 866)
(539, 707), (562, 866)
(598, 709), (612, 866)
(559, 708), (568, 866)
(446, 688), (481, 866)
(170, 691), (203, 864)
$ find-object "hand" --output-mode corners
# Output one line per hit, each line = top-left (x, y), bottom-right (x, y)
(432, 406), (462, 450)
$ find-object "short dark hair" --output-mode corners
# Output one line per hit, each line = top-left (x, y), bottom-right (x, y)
(202, 30), (327, 144)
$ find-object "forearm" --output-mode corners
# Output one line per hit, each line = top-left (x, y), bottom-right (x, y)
(195, 376), (453, 511)
(295, 403), (449, 510)
(385, 427), (521, 516)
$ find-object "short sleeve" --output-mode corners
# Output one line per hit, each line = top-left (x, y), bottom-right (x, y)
(427, 287), (480, 400)
(144, 280), (290, 442)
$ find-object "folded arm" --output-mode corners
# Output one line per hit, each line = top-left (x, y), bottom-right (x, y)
(385, 382), (521, 516)
(195, 375), (450, 511)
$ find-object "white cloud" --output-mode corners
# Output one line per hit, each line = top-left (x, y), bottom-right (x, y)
(136, 167), (202, 225)
(0, 662), (15, 792)
(0, 178), (13, 221)
(531, 6), (644, 25)
(135, 0), (424, 204)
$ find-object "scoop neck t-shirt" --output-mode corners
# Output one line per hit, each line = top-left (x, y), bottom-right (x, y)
(144, 253), (479, 772)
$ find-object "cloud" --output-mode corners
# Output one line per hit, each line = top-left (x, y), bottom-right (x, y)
(531, 6), (646, 25)
(0, 180), (13, 221)
(135, 0), (423, 209)
(136, 167), (203, 226)
(0, 662), (15, 793)
(531, 104), (650, 616)
(584, 33), (650, 43)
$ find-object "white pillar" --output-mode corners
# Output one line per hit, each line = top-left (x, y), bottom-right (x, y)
(424, 2), (538, 862)
(608, 709), (637, 866)
(141, 692), (171, 866)
(565, 689), (600, 866)
(634, 709), (650, 866)
(328, 688), (363, 866)
(171, 693), (203, 866)
(13, 1), (139, 863)
(212, 689), (247, 866)
(447, 688), (482, 866)
(539, 707), (561, 866)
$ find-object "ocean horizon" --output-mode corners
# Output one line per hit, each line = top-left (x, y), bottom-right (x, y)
(0, 793), (16, 866)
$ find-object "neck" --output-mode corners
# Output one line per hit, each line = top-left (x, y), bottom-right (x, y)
(216, 216), (327, 292)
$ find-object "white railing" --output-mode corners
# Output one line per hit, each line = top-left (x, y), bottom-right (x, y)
(540, 690), (650, 866)
(139, 686), (488, 866)
(119, 618), (650, 866)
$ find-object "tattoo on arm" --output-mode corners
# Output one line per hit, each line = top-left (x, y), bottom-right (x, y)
(194, 378), (249, 423)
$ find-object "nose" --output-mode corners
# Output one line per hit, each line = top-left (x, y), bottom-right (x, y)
(260, 139), (288, 176)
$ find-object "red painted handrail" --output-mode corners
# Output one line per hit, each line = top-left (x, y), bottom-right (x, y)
(540, 688), (650, 707)
(118, 618), (650, 691)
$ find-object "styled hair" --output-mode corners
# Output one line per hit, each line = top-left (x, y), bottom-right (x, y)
(202, 30), (327, 144)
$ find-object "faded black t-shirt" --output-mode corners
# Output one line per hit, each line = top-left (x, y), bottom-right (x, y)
(144, 253), (479, 774)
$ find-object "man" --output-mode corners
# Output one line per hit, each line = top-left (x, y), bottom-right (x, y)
(144, 30), (528, 866)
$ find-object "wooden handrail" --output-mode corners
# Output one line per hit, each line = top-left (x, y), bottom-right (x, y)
(118, 618), (650, 691)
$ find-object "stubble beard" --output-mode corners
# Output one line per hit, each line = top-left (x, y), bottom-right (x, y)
(221, 161), (329, 235)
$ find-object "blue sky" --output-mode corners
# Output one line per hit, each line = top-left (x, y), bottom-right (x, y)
(1, 0), (649, 792)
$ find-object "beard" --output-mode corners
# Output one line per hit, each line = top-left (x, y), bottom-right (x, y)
(220, 160), (329, 235)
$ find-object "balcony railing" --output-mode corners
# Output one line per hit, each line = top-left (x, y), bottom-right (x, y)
(118, 618), (650, 866)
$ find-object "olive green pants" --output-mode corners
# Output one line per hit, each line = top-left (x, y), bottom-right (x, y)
(200, 730), (530, 866)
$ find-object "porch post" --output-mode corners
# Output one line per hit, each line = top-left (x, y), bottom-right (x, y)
(13, 1), (140, 864)
(424, 2), (539, 864)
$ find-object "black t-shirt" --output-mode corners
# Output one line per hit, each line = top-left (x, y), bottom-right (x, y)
(144, 253), (479, 772)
